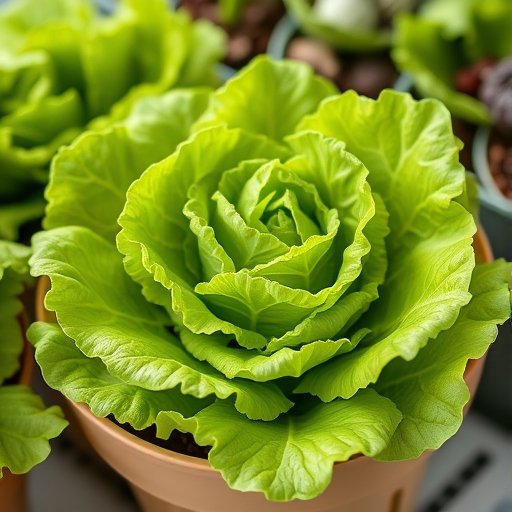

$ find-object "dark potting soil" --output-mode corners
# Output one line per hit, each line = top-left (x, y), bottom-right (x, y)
(112, 416), (210, 460)
(180, 0), (285, 69)
(286, 36), (397, 99)
(452, 118), (476, 172)
(487, 129), (512, 199)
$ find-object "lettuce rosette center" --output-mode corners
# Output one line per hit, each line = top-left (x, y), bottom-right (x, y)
(117, 125), (385, 366)
(28, 57), (512, 502)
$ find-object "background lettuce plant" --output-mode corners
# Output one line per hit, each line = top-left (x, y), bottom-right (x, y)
(393, 0), (512, 124)
(0, 242), (66, 477)
(284, 0), (416, 52)
(0, 0), (225, 240)
(29, 57), (511, 501)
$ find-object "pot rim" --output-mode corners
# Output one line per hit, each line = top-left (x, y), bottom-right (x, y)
(67, 353), (482, 475)
(472, 125), (512, 218)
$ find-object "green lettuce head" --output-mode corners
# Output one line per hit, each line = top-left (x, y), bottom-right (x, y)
(0, 0), (225, 240)
(393, 0), (512, 124)
(29, 57), (511, 501)
(0, 242), (66, 477)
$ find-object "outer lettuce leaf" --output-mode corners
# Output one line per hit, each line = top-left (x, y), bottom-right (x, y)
(28, 322), (211, 430)
(392, 14), (490, 124)
(176, 18), (226, 88)
(0, 0), (91, 52)
(375, 261), (512, 460)
(156, 391), (401, 501)
(180, 328), (365, 382)
(92, 4), (224, 125)
(0, 385), (67, 477)
(44, 88), (211, 242)
(0, 51), (53, 116)
(2, 89), (84, 146)
(0, 0), (225, 234)
(30, 227), (293, 421)
(417, 0), (476, 37)
(295, 203), (475, 400)
(465, 0), (512, 60)
(0, 240), (31, 280)
(193, 56), (336, 141)
(295, 91), (476, 399)
(284, 0), (391, 52)
(0, 195), (45, 241)
(0, 273), (26, 383)
(0, 241), (31, 383)
(299, 91), (469, 252)
(80, 9), (138, 118)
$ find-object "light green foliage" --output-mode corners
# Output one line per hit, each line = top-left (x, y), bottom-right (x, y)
(284, 0), (412, 52)
(0, 0), (225, 239)
(29, 57), (512, 501)
(0, 242), (66, 477)
(0, 386), (67, 477)
(393, 0), (512, 124)
(0, 241), (31, 382)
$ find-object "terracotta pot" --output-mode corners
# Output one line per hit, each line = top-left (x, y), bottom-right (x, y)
(36, 230), (492, 512)
(0, 319), (33, 512)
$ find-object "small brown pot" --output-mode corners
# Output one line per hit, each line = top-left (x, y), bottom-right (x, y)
(36, 230), (492, 512)
(0, 319), (33, 512)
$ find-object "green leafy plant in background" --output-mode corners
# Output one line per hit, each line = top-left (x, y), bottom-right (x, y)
(0, 0), (225, 241)
(0, 242), (66, 477)
(393, 0), (512, 124)
(28, 57), (511, 501)
(284, 0), (416, 52)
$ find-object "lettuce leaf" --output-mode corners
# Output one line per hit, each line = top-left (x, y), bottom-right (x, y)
(376, 261), (512, 460)
(393, 0), (512, 124)
(44, 88), (211, 242)
(0, 385), (67, 477)
(0, 0), (225, 235)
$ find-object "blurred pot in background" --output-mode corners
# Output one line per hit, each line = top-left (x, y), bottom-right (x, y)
(269, 0), (419, 98)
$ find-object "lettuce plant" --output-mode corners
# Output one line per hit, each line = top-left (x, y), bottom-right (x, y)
(0, 0), (225, 240)
(28, 57), (511, 501)
(393, 0), (512, 124)
(0, 242), (66, 477)
(284, 0), (415, 52)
